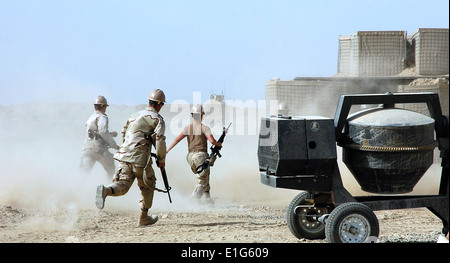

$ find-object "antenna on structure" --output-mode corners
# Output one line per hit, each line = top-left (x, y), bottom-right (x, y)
(210, 91), (224, 104)
(210, 90), (226, 127)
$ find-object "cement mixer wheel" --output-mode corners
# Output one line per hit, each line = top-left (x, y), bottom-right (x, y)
(287, 192), (328, 240)
(325, 202), (379, 243)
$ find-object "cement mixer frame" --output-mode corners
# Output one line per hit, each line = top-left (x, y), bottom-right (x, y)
(259, 92), (449, 243)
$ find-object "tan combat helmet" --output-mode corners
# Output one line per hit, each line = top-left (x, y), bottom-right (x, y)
(191, 104), (205, 115)
(149, 89), (166, 103)
(94, 95), (109, 107)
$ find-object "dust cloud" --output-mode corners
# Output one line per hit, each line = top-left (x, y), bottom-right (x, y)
(0, 102), (297, 219)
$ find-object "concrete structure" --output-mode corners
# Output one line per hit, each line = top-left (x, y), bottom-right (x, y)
(349, 31), (407, 77)
(411, 28), (449, 75)
(337, 36), (352, 75)
(266, 29), (449, 119)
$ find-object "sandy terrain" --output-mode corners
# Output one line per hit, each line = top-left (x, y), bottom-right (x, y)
(0, 202), (445, 243)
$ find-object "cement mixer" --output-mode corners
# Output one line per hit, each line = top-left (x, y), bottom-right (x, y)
(258, 92), (449, 243)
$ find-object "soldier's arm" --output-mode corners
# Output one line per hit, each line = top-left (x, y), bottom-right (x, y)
(166, 133), (186, 153)
(206, 134), (222, 147)
(121, 119), (130, 143)
(154, 117), (166, 167)
(204, 125), (222, 147)
(97, 115), (119, 149)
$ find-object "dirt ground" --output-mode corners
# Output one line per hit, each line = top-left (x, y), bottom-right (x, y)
(0, 200), (445, 243)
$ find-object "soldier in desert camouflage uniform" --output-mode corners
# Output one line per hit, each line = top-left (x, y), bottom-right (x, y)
(95, 89), (167, 226)
(80, 95), (119, 177)
(166, 104), (222, 204)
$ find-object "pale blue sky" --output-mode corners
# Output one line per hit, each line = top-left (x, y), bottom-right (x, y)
(1, 0), (448, 105)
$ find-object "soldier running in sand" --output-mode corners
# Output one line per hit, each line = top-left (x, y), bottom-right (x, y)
(166, 104), (222, 204)
(95, 89), (167, 226)
(80, 95), (119, 177)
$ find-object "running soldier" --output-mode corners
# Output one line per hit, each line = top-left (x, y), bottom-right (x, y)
(95, 89), (167, 226)
(80, 95), (119, 177)
(166, 104), (222, 204)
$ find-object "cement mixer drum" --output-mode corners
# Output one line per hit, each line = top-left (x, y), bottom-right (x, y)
(343, 108), (437, 194)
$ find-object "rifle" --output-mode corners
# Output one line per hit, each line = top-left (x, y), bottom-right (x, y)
(151, 153), (172, 203)
(196, 123), (231, 173)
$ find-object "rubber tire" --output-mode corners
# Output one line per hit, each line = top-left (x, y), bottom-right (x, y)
(325, 202), (379, 243)
(286, 192), (327, 240)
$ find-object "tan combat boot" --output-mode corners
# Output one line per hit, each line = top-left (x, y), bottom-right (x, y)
(138, 209), (159, 226)
(95, 185), (112, 209)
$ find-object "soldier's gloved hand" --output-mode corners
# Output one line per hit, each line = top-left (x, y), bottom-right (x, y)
(110, 131), (118, 137)
(158, 161), (165, 169)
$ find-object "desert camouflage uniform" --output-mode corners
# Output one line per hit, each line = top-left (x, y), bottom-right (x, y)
(187, 151), (210, 197)
(183, 123), (212, 198)
(107, 107), (166, 210)
(80, 110), (119, 177)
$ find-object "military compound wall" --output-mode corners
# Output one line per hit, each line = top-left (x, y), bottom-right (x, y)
(266, 28), (449, 118)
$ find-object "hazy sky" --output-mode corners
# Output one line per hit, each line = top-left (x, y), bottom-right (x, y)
(1, 0), (448, 105)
